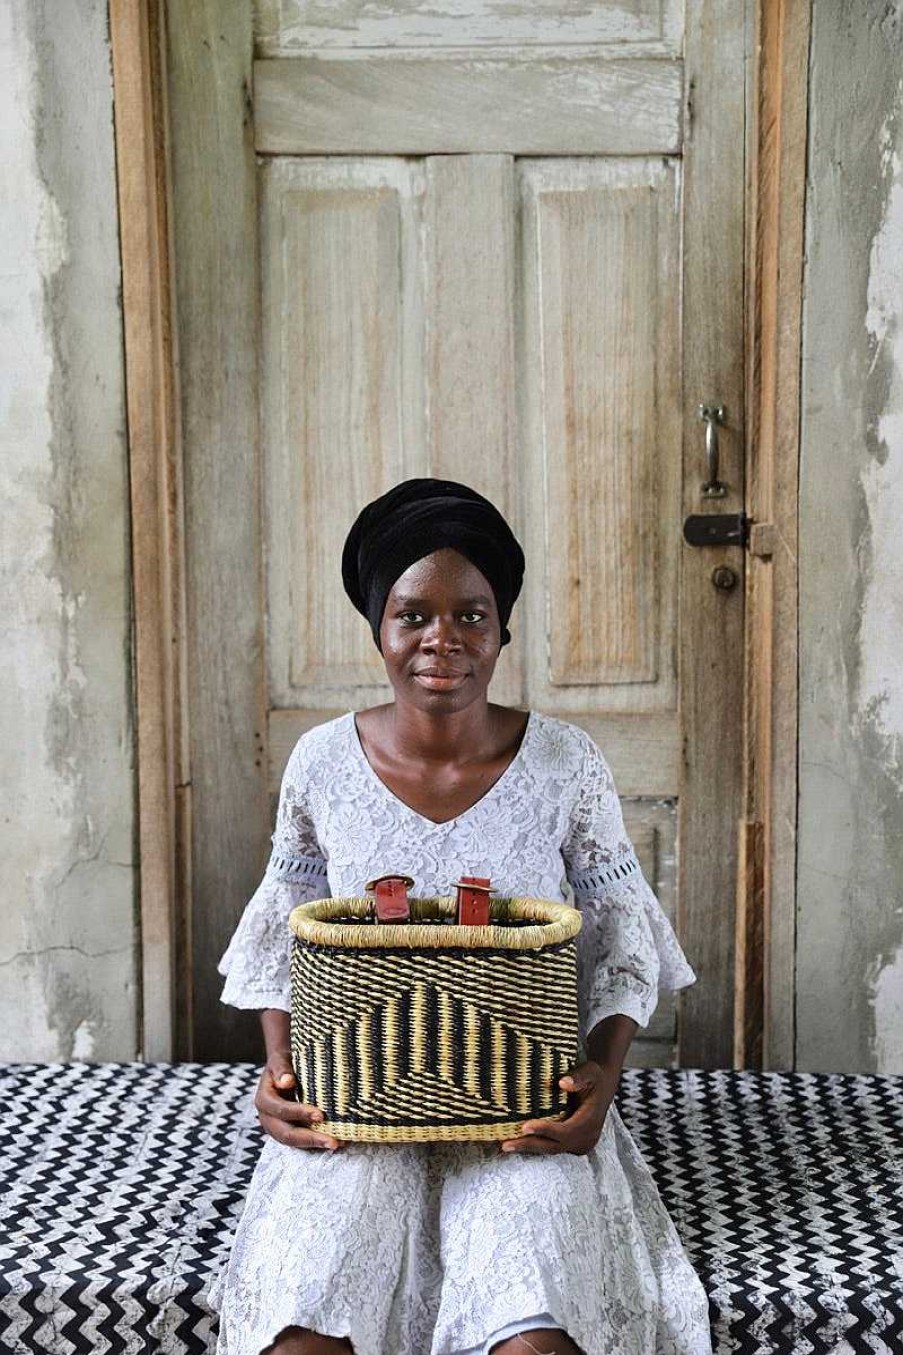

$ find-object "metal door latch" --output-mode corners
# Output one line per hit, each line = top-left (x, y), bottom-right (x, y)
(683, 512), (750, 548)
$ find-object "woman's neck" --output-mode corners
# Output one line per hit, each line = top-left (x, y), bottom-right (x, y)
(372, 698), (502, 765)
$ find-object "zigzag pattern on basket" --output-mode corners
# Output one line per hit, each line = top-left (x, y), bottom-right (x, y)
(290, 942), (578, 1134)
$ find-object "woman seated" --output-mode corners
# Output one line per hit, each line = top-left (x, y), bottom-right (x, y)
(210, 479), (711, 1355)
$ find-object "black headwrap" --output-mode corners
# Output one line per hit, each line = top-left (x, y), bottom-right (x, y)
(341, 478), (525, 650)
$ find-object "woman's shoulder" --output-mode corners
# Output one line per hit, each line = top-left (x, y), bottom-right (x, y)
(283, 712), (354, 778)
(524, 710), (603, 775)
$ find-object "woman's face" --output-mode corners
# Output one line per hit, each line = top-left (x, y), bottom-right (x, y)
(379, 549), (502, 714)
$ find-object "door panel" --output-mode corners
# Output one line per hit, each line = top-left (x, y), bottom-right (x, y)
(253, 58), (683, 156)
(254, 0), (684, 54)
(262, 158), (425, 705)
(262, 154), (681, 758)
(518, 159), (680, 714)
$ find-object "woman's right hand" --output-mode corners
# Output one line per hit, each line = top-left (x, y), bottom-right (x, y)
(254, 1049), (343, 1150)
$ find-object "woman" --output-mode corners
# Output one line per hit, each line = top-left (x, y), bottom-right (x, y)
(211, 480), (712, 1355)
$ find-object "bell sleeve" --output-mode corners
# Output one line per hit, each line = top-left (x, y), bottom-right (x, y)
(218, 738), (330, 1011)
(561, 730), (696, 1038)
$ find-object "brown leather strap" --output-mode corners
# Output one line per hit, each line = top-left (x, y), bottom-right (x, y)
(455, 876), (492, 926)
(365, 873), (413, 923)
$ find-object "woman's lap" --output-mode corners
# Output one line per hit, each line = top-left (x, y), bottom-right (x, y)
(431, 1141), (599, 1353)
(212, 1117), (708, 1355)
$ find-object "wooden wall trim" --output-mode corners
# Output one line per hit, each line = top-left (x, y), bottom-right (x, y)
(165, 2), (269, 1061)
(737, 0), (811, 1069)
(110, 0), (190, 1060)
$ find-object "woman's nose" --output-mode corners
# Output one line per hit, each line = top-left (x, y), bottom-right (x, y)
(421, 616), (462, 651)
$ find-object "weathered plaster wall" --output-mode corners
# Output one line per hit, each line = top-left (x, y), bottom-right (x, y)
(0, 2), (137, 1059)
(798, 1), (903, 1072)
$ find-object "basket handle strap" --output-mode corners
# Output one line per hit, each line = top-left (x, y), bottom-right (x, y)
(455, 876), (492, 926)
(366, 874), (412, 923)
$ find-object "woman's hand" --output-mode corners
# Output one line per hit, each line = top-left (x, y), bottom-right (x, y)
(498, 1059), (618, 1156)
(254, 1048), (343, 1151)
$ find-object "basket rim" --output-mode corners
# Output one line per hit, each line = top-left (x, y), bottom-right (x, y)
(288, 895), (581, 950)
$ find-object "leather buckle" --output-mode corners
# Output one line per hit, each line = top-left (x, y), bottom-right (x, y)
(454, 876), (492, 926)
(365, 873), (414, 923)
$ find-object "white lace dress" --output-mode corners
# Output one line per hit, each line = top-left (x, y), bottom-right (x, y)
(209, 712), (712, 1355)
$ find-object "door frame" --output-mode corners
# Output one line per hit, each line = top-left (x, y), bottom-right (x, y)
(111, 0), (811, 1066)
(736, 0), (811, 1070)
(110, 0), (190, 1060)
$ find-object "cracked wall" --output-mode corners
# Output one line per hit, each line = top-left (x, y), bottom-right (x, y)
(798, 1), (903, 1072)
(0, 2), (136, 1059)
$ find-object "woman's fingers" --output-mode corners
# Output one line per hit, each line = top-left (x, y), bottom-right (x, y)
(260, 1112), (342, 1151)
(261, 1091), (325, 1125)
(255, 1073), (323, 1121)
(499, 1067), (611, 1154)
(499, 1115), (565, 1153)
(254, 1061), (335, 1144)
(551, 1096), (602, 1134)
(518, 1114), (568, 1138)
(500, 1131), (562, 1155)
(559, 1061), (602, 1092)
(500, 1121), (600, 1155)
(266, 1049), (296, 1091)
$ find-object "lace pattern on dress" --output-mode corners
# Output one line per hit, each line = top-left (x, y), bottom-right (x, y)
(267, 851), (330, 883)
(218, 737), (331, 1011)
(562, 729), (695, 1034)
(573, 878), (662, 1032)
(217, 871), (325, 1012)
(567, 849), (642, 894)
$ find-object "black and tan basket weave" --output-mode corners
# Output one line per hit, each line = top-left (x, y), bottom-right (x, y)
(288, 895), (582, 1143)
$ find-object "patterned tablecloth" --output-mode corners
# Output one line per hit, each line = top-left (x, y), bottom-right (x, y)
(0, 1064), (901, 1354)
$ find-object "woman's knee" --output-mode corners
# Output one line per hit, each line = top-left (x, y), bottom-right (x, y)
(264, 1326), (354, 1355)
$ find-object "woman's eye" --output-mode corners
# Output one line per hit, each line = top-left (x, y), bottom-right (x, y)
(396, 609), (485, 625)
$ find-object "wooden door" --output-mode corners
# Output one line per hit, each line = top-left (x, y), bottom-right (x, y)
(167, 1), (747, 1067)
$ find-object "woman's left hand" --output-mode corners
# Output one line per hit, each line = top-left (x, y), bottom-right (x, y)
(499, 1060), (617, 1156)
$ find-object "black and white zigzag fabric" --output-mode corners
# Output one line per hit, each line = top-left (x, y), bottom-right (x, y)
(618, 1070), (903, 1354)
(0, 1064), (260, 1355)
(0, 1063), (901, 1354)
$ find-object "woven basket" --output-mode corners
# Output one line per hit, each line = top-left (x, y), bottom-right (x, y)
(288, 895), (582, 1143)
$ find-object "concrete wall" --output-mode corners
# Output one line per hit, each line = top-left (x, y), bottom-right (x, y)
(0, 2), (137, 1060)
(797, 1), (903, 1072)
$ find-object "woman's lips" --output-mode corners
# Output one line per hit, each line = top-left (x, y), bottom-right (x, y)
(414, 670), (468, 689)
